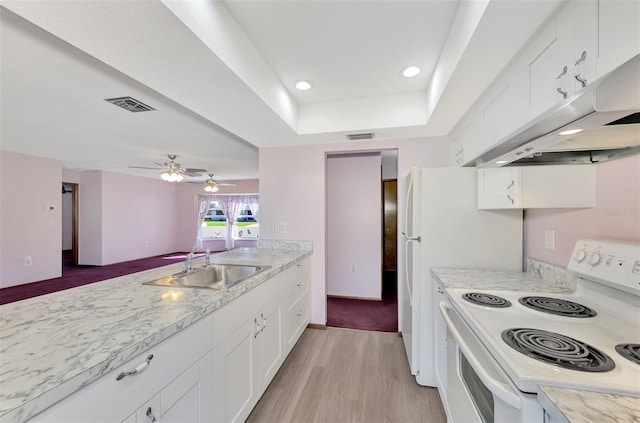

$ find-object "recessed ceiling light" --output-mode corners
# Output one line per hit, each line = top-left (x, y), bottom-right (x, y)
(495, 160), (509, 164)
(558, 128), (584, 136)
(295, 80), (313, 91)
(401, 66), (421, 78)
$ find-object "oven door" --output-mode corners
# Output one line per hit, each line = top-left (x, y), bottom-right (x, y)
(439, 302), (542, 423)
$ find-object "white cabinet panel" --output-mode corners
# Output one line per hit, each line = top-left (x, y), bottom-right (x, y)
(478, 165), (596, 209)
(257, 295), (285, 388)
(527, 2), (574, 118)
(449, 130), (464, 167)
(433, 280), (447, 396)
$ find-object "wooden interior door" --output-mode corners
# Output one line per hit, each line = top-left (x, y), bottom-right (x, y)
(383, 180), (397, 271)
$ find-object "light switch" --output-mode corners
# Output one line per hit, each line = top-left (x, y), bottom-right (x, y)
(544, 229), (555, 250)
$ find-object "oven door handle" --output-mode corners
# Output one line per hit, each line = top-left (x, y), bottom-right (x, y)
(440, 302), (522, 409)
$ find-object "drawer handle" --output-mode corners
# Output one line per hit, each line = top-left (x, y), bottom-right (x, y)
(261, 313), (267, 333)
(296, 310), (303, 317)
(254, 317), (261, 338)
(116, 354), (154, 381)
(437, 286), (444, 294)
(296, 281), (303, 287)
(296, 263), (302, 267)
(146, 406), (157, 423)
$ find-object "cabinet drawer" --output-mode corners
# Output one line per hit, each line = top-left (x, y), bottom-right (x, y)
(286, 269), (309, 309)
(31, 315), (214, 422)
(286, 293), (309, 349)
(288, 258), (310, 283)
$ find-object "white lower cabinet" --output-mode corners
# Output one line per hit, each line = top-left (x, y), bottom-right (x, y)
(432, 280), (447, 396)
(30, 257), (311, 423)
(478, 165), (596, 209)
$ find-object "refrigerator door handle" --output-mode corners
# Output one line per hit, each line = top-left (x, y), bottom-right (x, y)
(404, 239), (414, 307)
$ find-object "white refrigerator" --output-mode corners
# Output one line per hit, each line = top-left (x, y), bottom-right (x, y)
(401, 167), (523, 387)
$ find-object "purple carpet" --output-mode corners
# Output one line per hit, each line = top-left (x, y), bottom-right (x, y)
(0, 251), (213, 305)
(326, 271), (398, 333)
(327, 296), (398, 333)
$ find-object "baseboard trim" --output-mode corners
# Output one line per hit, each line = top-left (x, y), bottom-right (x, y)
(327, 294), (382, 301)
(307, 323), (327, 330)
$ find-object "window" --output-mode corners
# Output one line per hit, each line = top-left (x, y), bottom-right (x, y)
(200, 203), (259, 240)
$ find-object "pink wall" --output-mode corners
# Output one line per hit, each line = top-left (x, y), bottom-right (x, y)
(524, 155), (640, 267)
(259, 136), (450, 325)
(1, 151), (62, 288)
(327, 153), (382, 299)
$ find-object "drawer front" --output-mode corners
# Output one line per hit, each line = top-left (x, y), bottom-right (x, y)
(287, 259), (310, 287)
(286, 269), (309, 309)
(30, 315), (213, 423)
(286, 292), (309, 350)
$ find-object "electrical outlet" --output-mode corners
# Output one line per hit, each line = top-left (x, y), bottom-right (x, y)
(144, 241), (149, 248)
(24, 256), (32, 266)
(279, 223), (286, 233)
(351, 264), (356, 275)
(544, 229), (555, 250)
(272, 224), (277, 233)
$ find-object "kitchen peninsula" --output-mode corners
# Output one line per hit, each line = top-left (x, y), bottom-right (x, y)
(0, 240), (312, 422)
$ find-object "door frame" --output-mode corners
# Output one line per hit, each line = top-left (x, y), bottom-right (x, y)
(63, 182), (79, 266)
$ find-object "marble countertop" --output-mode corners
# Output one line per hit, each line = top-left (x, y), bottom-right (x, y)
(431, 267), (573, 293)
(538, 386), (640, 423)
(0, 241), (311, 422)
(431, 267), (639, 423)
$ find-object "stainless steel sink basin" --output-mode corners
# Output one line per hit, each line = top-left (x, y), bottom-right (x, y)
(142, 264), (270, 290)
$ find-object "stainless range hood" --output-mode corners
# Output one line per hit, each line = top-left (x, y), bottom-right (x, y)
(475, 54), (640, 167)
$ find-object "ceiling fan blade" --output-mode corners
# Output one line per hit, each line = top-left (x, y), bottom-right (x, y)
(183, 171), (204, 177)
(129, 165), (164, 170)
(184, 168), (208, 173)
(217, 182), (236, 187)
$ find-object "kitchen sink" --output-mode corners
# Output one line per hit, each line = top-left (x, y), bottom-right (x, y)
(142, 264), (270, 290)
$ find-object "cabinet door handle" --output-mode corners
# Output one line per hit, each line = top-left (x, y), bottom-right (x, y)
(574, 51), (587, 87)
(296, 310), (303, 317)
(296, 263), (302, 267)
(507, 194), (515, 205)
(146, 407), (157, 423)
(261, 313), (267, 333)
(556, 66), (568, 98)
(437, 286), (444, 294)
(506, 180), (514, 191)
(296, 281), (303, 287)
(254, 317), (261, 338)
(116, 354), (154, 381)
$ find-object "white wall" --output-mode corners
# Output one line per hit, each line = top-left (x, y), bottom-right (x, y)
(327, 153), (382, 299)
(259, 136), (449, 326)
(1, 151), (62, 288)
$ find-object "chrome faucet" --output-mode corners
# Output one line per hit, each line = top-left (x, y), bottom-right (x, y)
(204, 249), (211, 267)
(185, 253), (193, 273)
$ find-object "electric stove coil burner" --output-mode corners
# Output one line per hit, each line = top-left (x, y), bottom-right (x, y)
(615, 343), (640, 365)
(462, 292), (512, 308)
(502, 328), (615, 372)
(518, 296), (597, 318)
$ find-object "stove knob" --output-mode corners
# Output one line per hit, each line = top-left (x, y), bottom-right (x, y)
(589, 252), (602, 266)
(574, 249), (587, 263)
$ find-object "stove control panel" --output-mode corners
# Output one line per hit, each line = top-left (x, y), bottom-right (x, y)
(568, 239), (640, 295)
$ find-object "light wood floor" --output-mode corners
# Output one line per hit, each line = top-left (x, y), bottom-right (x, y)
(247, 327), (447, 423)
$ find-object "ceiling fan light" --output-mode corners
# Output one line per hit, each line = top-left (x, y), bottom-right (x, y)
(174, 173), (184, 182)
(204, 180), (219, 192)
(161, 172), (171, 181)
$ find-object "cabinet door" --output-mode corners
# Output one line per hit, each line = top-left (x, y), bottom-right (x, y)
(212, 318), (257, 423)
(572, 0), (598, 90)
(449, 130), (464, 167)
(527, 2), (574, 118)
(477, 168), (521, 209)
(257, 296), (284, 389)
(598, 0), (640, 77)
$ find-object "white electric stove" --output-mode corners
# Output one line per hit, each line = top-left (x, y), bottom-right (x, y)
(441, 239), (640, 423)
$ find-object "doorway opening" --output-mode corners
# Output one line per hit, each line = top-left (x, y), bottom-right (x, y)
(325, 149), (398, 332)
(62, 182), (78, 270)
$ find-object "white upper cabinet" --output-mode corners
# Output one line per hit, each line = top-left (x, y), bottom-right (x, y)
(597, 0), (640, 77)
(449, 129), (464, 167)
(526, 1), (576, 118)
(478, 165), (596, 209)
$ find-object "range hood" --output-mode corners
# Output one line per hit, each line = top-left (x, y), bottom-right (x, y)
(475, 54), (640, 167)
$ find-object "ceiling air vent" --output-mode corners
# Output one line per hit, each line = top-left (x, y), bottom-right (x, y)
(105, 97), (155, 112)
(346, 132), (375, 141)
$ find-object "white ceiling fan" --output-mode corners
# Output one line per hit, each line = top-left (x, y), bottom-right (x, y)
(129, 154), (207, 182)
(187, 173), (237, 192)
